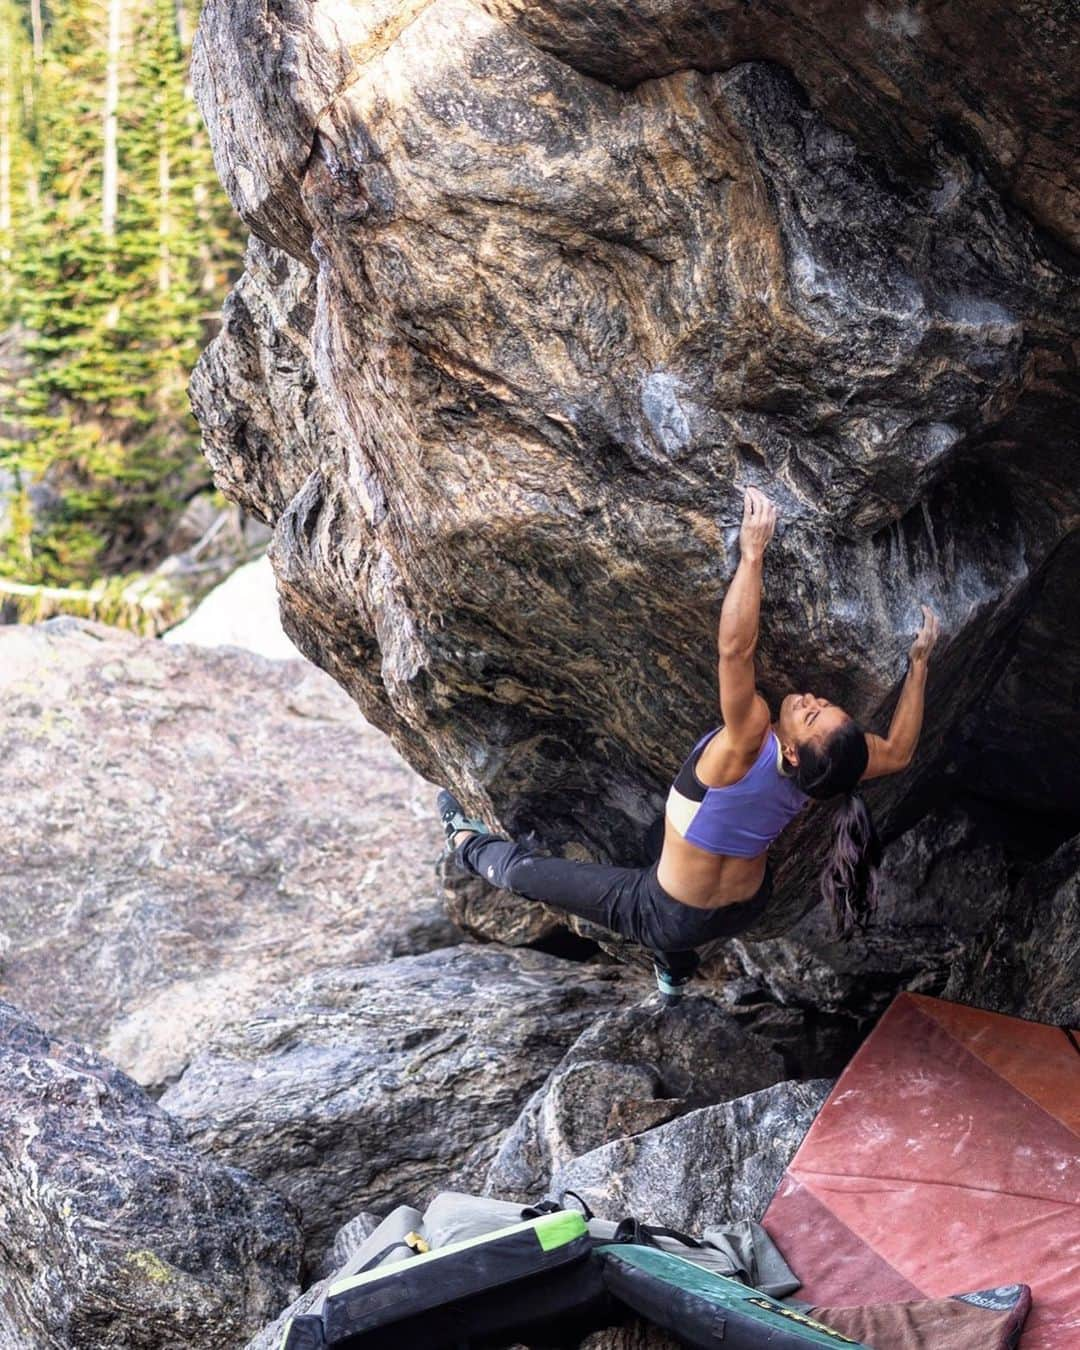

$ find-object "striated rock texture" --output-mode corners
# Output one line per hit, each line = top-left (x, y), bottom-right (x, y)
(486, 996), (786, 1200)
(0, 999), (300, 1350)
(722, 800), (1080, 1028)
(726, 801), (1016, 1013)
(945, 831), (1080, 1024)
(160, 945), (636, 1258)
(190, 2), (1080, 942)
(0, 618), (453, 1090)
(550, 1078), (833, 1229)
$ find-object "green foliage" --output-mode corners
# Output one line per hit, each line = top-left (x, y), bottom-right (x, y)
(0, 565), (196, 635)
(0, 0), (245, 590)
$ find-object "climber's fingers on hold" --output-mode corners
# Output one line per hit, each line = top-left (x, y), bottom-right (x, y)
(910, 604), (941, 661)
(743, 485), (776, 521)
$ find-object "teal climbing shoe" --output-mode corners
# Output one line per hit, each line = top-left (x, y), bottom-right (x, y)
(437, 788), (491, 850)
(653, 963), (691, 1006)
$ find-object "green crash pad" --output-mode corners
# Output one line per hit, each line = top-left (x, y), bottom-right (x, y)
(597, 1243), (871, 1348)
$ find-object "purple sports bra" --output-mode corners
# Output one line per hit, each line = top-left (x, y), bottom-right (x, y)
(665, 727), (810, 858)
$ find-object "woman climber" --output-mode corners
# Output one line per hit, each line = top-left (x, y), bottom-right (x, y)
(438, 487), (941, 1001)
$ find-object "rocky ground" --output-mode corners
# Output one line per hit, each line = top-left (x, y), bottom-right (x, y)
(0, 619), (454, 1091)
(2, 616), (1075, 1349)
(0, 998), (301, 1349)
(0, 617), (846, 1349)
(161, 944), (638, 1256)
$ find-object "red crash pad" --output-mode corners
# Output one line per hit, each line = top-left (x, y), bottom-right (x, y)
(763, 994), (1080, 1349)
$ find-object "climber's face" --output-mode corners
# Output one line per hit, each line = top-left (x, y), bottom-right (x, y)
(777, 692), (850, 767)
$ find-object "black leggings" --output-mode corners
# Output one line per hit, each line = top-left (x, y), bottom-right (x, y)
(456, 835), (771, 981)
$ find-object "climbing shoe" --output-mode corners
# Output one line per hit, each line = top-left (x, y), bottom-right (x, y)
(437, 788), (491, 851)
(653, 963), (691, 1006)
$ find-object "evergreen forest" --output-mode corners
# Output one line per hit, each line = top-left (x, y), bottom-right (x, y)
(0, 0), (244, 615)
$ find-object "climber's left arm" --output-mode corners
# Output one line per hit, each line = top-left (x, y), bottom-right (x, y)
(718, 488), (776, 750)
(861, 605), (940, 780)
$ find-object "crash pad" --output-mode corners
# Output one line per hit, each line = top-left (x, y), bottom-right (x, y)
(762, 994), (1080, 1349)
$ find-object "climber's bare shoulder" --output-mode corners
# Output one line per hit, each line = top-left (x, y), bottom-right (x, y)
(695, 704), (772, 787)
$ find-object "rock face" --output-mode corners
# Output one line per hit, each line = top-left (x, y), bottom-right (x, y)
(946, 832), (1080, 1025)
(551, 1078), (833, 1230)
(486, 997), (787, 1200)
(726, 803), (1013, 1013)
(160, 945), (636, 1257)
(0, 618), (454, 1089)
(0, 999), (300, 1350)
(721, 801), (1080, 1030)
(189, 0), (1080, 950)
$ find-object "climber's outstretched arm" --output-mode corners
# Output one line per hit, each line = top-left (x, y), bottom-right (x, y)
(718, 488), (775, 750)
(862, 604), (940, 779)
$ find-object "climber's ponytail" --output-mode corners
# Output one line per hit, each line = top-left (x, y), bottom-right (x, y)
(819, 790), (882, 938)
(795, 719), (882, 938)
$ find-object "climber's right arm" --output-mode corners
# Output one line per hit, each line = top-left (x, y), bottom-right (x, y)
(862, 605), (940, 779)
(717, 488), (775, 749)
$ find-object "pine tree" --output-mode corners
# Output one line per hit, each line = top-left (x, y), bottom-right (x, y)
(2, 0), (123, 579)
(0, 1), (36, 322)
(0, 0), (245, 587)
(1, 13), (13, 310)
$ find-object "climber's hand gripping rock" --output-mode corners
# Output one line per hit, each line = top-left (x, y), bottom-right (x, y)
(909, 604), (940, 666)
(737, 486), (777, 563)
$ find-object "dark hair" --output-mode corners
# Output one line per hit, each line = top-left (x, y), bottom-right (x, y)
(795, 719), (882, 938)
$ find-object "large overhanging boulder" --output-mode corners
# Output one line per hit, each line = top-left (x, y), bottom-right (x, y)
(190, 1), (1080, 936)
